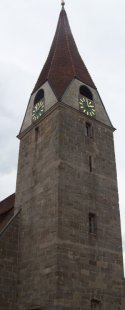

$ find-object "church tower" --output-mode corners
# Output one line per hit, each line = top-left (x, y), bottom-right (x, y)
(0, 3), (125, 310)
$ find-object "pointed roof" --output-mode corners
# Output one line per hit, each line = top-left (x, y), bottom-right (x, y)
(32, 8), (96, 99)
(0, 193), (15, 233)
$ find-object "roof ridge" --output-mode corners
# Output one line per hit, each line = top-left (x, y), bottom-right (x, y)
(0, 209), (20, 237)
(47, 12), (62, 80)
(63, 10), (76, 76)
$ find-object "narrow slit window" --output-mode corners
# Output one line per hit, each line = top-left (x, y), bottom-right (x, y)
(91, 299), (101, 310)
(89, 156), (92, 172)
(89, 213), (97, 234)
(35, 127), (39, 141)
(27, 308), (40, 310)
(85, 122), (92, 137)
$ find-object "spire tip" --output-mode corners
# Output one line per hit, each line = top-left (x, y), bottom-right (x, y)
(61, 0), (65, 9)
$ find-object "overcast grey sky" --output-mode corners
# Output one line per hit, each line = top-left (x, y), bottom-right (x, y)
(0, 0), (125, 265)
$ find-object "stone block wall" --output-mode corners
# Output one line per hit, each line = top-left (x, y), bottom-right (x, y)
(55, 105), (124, 309)
(15, 108), (60, 309)
(13, 103), (125, 309)
(0, 214), (20, 310)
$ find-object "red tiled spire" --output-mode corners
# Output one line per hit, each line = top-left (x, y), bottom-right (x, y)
(32, 8), (96, 99)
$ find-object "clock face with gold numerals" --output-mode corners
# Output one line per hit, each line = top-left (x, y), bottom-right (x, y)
(79, 96), (95, 117)
(32, 100), (44, 121)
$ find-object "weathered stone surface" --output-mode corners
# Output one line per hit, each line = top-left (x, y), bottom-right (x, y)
(15, 108), (60, 309)
(14, 104), (125, 309)
(56, 105), (125, 309)
(0, 213), (20, 310)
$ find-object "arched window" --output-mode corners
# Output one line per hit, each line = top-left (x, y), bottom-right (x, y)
(34, 89), (44, 105)
(80, 85), (93, 100)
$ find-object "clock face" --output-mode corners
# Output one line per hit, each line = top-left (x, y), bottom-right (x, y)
(32, 100), (44, 121)
(79, 97), (95, 117)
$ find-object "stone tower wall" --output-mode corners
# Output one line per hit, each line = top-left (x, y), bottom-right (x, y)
(14, 103), (125, 309)
(15, 107), (60, 309)
(56, 104), (124, 309)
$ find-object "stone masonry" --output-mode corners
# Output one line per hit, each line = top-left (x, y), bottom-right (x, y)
(14, 103), (125, 309)
(0, 5), (125, 310)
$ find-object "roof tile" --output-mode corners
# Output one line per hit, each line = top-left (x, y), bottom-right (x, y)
(32, 9), (96, 99)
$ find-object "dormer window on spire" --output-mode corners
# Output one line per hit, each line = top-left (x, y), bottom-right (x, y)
(80, 85), (93, 100)
(32, 89), (45, 122)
